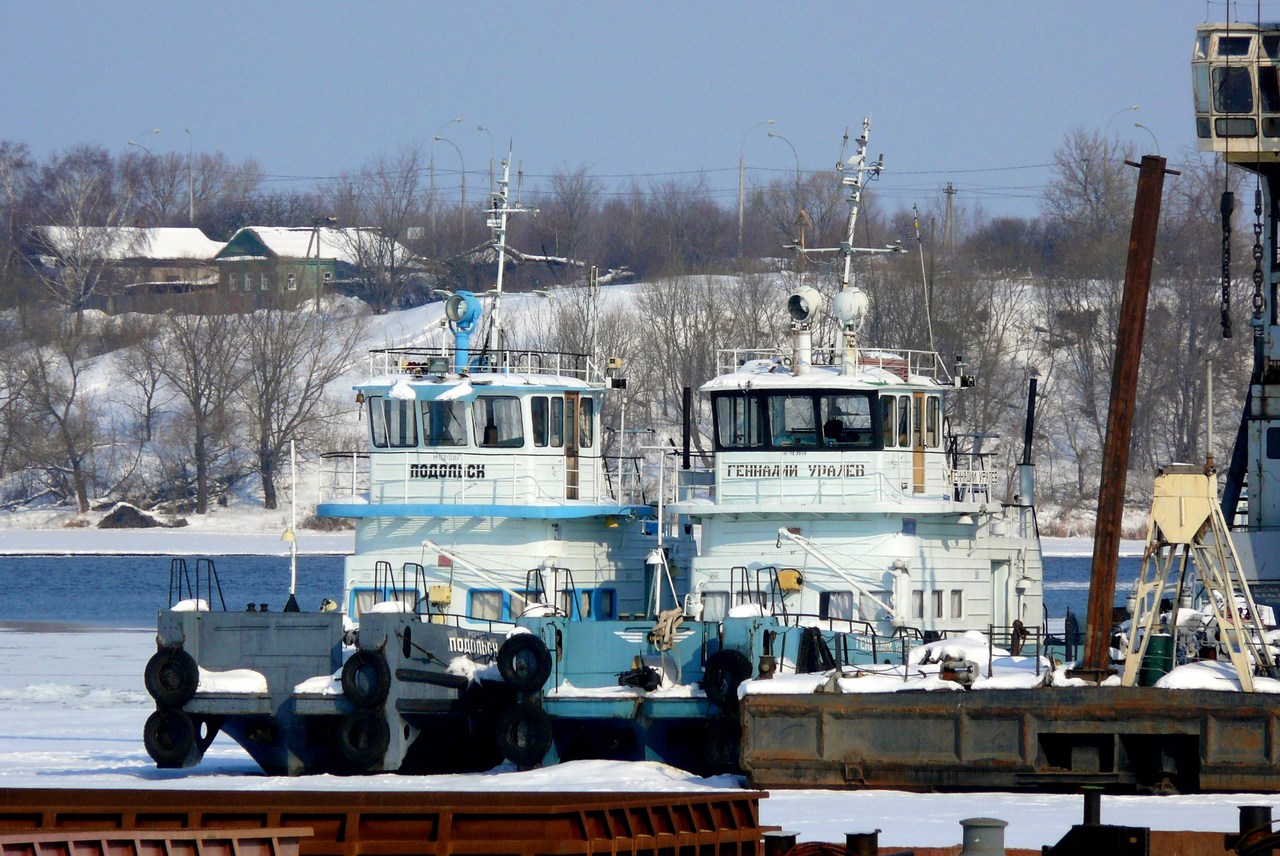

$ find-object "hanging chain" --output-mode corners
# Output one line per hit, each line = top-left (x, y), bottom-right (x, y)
(1222, 189), (1234, 338)
(1254, 183), (1266, 337)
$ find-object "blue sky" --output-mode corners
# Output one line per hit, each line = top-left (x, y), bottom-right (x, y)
(0, 1), (1255, 219)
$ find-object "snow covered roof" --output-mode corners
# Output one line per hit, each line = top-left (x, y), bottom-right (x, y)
(217, 226), (412, 265)
(700, 359), (944, 393)
(33, 227), (223, 262)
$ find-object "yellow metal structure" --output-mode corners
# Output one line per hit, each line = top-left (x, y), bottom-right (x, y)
(1122, 464), (1275, 690)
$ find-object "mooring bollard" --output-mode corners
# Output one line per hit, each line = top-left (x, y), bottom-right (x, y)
(959, 817), (1008, 856)
(1082, 787), (1102, 826)
(844, 830), (880, 856)
(762, 830), (797, 856)
(1228, 805), (1275, 855)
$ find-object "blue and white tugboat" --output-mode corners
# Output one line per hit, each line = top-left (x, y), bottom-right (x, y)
(142, 154), (690, 775)
(508, 121), (1046, 774)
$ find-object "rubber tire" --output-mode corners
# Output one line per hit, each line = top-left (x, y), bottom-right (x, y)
(144, 648), (199, 707)
(144, 708), (198, 768)
(702, 649), (753, 709)
(341, 649), (391, 708)
(496, 702), (553, 768)
(497, 634), (552, 693)
(337, 710), (390, 770)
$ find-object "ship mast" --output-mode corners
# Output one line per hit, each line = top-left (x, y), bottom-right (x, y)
(802, 118), (901, 375)
(483, 153), (535, 355)
(836, 118), (881, 293)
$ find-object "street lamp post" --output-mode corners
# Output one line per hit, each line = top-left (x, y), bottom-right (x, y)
(184, 128), (194, 225)
(434, 134), (466, 246)
(768, 130), (801, 238)
(430, 117), (462, 237)
(127, 127), (161, 157)
(738, 119), (774, 257)
(1104, 104), (1140, 137)
(477, 125), (495, 196)
(1134, 122), (1161, 155)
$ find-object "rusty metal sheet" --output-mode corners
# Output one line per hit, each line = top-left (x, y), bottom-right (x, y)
(741, 686), (1280, 792)
(0, 788), (768, 856)
(0, 827), (310, 856)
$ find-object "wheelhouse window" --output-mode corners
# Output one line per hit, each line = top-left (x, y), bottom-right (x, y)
(579, 398), (594, 448)
(368, 395), (418, 448)
(882, 394), (913, 449)
(532, 397), (549, 447)
(715, 394), (764, 449)
(819, 394), (873, 448)
(1214, 65), (1255, 113)
(421, 400), (467, 447)
(768, 394), (818, 448)
(531, 396), (568, 449)
(474, 395), (524, 448)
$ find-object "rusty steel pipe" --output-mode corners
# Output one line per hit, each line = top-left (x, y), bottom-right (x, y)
(1080, 154), (1171, 676)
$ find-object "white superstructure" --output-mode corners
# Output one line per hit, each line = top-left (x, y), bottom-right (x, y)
(675, 121), (1043, 641)
(318, 155), (690, 625)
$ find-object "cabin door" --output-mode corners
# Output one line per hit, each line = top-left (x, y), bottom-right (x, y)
(912, 392), (926, 494)
(565, 391), (580, 500)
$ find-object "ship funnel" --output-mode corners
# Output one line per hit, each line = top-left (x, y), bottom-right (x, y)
(787, 286), (823, 375)
(445, 291), (482, 374)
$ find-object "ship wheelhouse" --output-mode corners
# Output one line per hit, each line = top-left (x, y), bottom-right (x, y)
(318, 343), (683, 625)
(710, 387), (942, 454)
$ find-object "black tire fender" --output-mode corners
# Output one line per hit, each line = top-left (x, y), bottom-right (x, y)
(497, 633), (552, 692)
(337, 710), (390, 769)
(496, 701), (553, 767)
(144, 708), (198, 768)
(702, 648), (753, 709)
(144, 647), (199, 707)
(341, 649), (391, 708)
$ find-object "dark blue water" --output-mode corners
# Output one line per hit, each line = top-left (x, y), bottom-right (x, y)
(0, 553), (1128, 628)
(0, 555), (345, 627)
(1043, 555), (1141, 623)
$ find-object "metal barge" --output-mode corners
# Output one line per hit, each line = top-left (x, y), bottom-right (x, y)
(0, 788), (767, 856)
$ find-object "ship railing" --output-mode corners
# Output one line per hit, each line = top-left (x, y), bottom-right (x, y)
(320, 451), (370, 501)
(766, 614), (922, 672)
(717, 346), (951, 382)
(946, 450), (1001, 503)
(603, 455), (648, 506)
(368, 345), (595, 382)
(930, 624), (1046, 677)
(678, 467), (716, 503)
(715, 467), (906, 505)
(167, 557), (227, 611)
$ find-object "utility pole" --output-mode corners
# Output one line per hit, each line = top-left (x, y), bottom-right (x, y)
(943, 182), (957, 253)
(185, 129), (194, 225)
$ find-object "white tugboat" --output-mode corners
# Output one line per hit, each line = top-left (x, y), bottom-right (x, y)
(679, 119), (1044, 648)
(141, 153), (692, 776)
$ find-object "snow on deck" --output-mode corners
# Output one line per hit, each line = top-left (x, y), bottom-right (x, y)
(0, 624), (1274, 851)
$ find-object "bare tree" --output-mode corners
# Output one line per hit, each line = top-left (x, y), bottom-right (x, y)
(27, 145), (140, 310)
(117, 315), (171, 443)
(238, 297), (368, 508)
(528, 166), (602, 262)
(12, 308), (102, 511)
(162, 310), (246, 513)
(326, 149), (426, 313)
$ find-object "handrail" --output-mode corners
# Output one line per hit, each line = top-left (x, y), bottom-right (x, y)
(368, 345), (594, 381)
(718, 345), (951, 382)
